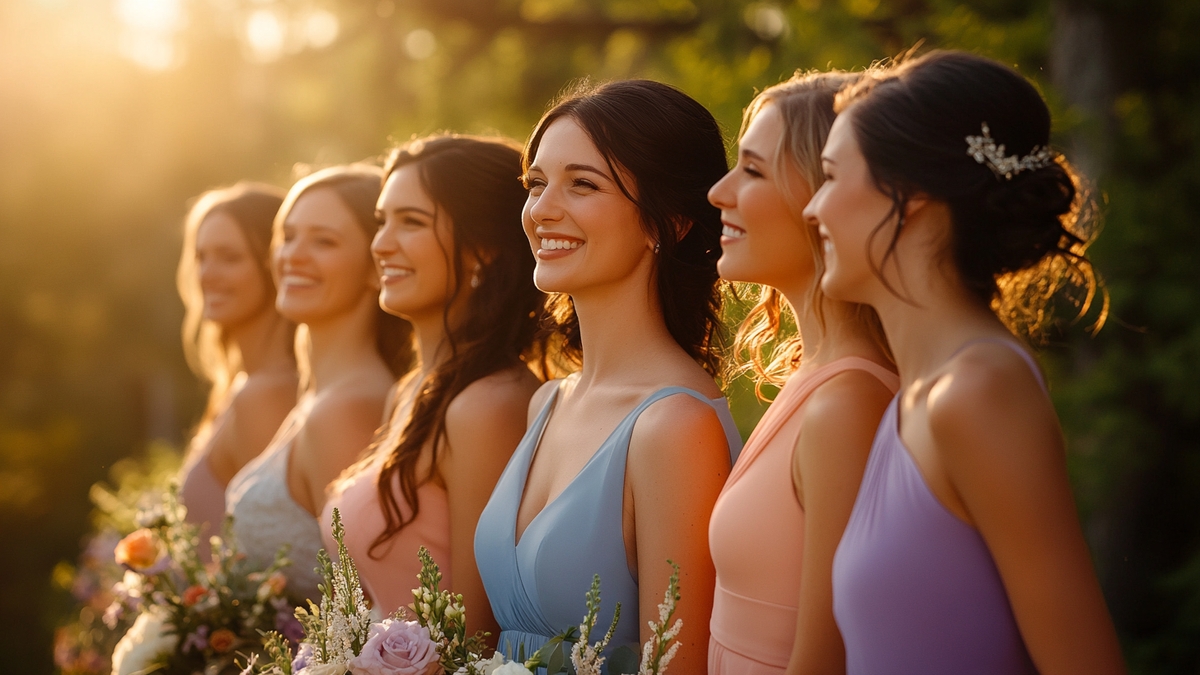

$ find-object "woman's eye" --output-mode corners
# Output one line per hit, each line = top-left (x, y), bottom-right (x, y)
(571, 178), (597, 190)
(743, 165), (764, 178)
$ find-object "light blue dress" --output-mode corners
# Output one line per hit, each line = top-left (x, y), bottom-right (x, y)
(474, 384), (743, 666)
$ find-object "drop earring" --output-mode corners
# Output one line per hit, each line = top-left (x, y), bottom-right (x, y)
(470, 263), (482, 289)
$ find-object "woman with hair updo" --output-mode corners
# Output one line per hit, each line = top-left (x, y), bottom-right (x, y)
(320, 135), (545, 632)
(226, 165), (413, 604)
(474, 80), (743, 671)
(176, 183), (298, 552)
(805, 51), (1124, 674)
(706, 71), (897, 675)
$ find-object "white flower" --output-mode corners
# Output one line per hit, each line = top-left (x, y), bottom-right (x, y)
(110, 608), (178, 675)
(297, 663), (349, 675)
(491, 662), (535, 675)
(471, 653), (509, 675)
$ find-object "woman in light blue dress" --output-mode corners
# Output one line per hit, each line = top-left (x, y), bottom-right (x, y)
(474, 80), (742, 673)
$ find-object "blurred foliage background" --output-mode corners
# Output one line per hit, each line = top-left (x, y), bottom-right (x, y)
(1, 0), (1197, 672)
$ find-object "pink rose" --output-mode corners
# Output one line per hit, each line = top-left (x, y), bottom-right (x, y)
(348, 619), (440, 675)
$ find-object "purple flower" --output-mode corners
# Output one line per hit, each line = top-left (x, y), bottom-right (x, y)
(347, 619), (440, 675)
(273, 598), (305, 643)
(182, 625), (209, 654)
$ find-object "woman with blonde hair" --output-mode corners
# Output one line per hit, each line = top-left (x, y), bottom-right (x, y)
(176, 183), (298, 548)
(706, 71), (897, 675)
(226, 165), (412, 603)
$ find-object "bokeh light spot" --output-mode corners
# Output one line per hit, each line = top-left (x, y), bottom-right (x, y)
(405, 29), (436, 60)
(304, 10), (339, 49)
(246, 9), (286, 62)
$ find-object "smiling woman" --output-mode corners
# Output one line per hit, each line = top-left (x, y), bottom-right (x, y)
(475, 80), (743, 673)
(225, 165), (413, 604)
(321, 135), (545, 634)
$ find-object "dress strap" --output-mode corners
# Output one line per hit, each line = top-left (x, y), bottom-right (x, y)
(726, 357), (898, 487)
(951, 338), (1046, 391)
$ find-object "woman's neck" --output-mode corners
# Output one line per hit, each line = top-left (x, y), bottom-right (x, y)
(227, 306), (294, 375)
(304, 298), (388, 392)
(408, 308), (451, 380)
(870, 275), (1007, 386)
(571, 271), (683, 390)
(780, 273), (882, 375)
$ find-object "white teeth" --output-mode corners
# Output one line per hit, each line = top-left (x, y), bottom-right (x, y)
(540, 238), (582, 251)
(281, 274), (317, 286)
(722, 224), (746, 239)
(382, 266), (413, 277)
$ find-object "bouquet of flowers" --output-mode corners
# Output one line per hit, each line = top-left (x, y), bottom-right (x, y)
(251, 509), (681, 675)
(104, 485), (297, 675)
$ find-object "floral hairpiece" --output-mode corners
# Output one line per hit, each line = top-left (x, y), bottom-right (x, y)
(965, 122), (1055, 180)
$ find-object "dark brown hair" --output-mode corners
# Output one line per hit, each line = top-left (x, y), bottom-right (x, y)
(274, 164), (414, 380)
(523, 79), (729, 375)
(836, 50), (1103, 338)
(178, 182), (293, 427)
(369, 135), (546, 557)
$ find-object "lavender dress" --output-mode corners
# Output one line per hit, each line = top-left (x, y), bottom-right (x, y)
(832, 340), (1040, 675)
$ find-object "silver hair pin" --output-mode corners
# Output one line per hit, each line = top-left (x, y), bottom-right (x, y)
(965, 122), (1055, 180)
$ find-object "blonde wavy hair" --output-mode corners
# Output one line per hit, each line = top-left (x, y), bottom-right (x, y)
(177, 182), (290, 429)
(730, 70), (890, 395)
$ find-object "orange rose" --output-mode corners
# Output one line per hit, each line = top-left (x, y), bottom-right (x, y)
(114, 529), (162, 571)
(181, 585), (207, 607)
(264, 572), (287, 596)
(209, 629), (236, 654)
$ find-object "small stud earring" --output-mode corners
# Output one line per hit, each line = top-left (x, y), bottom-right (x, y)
(653, 242), (661, 254)
(470, 263), (482, 289)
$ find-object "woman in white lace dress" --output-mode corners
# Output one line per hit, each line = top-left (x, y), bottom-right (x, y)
(225, 165), (413, 603)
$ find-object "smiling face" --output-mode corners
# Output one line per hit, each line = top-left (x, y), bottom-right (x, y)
(521, 117), (655, 296)
(804, 110), (897, 305)
(194, 210), (271, 329)
(371, 165), (463, 324)
(273, 187), (379, 325)
(708, 103), (817, 291)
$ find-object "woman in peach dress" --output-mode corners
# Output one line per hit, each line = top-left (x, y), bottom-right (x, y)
(705, 72), (896, 674)
(321, 135), (544, 635)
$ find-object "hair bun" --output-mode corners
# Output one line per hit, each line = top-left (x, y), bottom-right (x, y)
(979, 160), (1077, 275)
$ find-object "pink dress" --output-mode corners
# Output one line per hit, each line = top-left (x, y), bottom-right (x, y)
(708, 357), (899, 674)
(320, 452), (452, 617)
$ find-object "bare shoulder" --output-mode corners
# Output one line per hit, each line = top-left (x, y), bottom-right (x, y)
(445, 366), (542, 433)
(926, 342), (1049, 440)
(228, 371), (297, 416)
(800, 368), (895, 434)
(305, 386), (390, 440)
(629, 392), (728, 466)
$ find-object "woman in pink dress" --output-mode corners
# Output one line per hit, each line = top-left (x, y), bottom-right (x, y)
(706, 72), (897, 674)
(321, 135), (544, 636)
(175, 183), (298, 550)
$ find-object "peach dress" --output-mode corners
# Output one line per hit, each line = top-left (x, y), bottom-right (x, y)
(708, 357), (899, 674)
(320, 452), (451, 617)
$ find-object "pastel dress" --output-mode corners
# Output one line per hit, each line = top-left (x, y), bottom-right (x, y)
(226, 410), (325, 603)
(474, 385), (744, 666)
(832, 340), (1043, 675)
(320, 451), (452, 617)
(707, 358), (899, 675)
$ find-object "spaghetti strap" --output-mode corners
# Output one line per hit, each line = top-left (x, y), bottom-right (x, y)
(952, 338), (1045, 391)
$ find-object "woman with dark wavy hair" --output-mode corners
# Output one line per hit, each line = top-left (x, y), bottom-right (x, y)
(806, 51), (1124, 674)
(475, 79), (743, 671)
(226, 165), (413, 603)
(321, 135), (545, 636)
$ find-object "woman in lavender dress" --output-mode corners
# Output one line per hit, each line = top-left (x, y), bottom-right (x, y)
(175, 183), (298, 553)
(807, 50), (1125, 674)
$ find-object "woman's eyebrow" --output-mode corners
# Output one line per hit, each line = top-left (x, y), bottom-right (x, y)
(564, 163), (611, 179)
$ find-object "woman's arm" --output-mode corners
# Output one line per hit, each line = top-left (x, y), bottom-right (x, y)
(442, 369), (539, 644)
(930, 348), (1125, 675)
(786, 371), (893, 675)
(626, 395), (731, 673)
